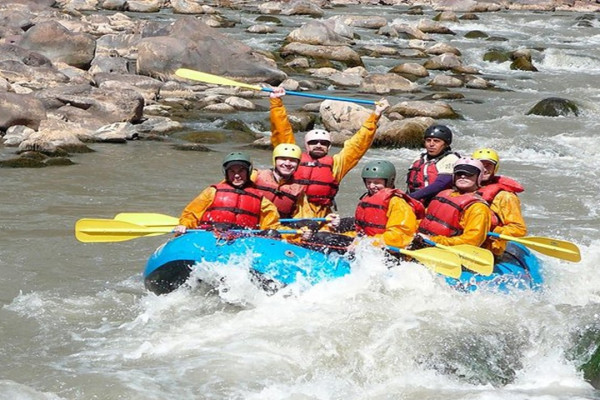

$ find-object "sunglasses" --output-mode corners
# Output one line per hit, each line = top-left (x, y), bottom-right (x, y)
(307, 140), (331, 146)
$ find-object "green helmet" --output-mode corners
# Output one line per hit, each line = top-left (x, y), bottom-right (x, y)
(222, 151), (253, 175)
(361, 160), (396, 188)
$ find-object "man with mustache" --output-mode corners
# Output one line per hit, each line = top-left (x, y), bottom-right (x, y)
(269, 87), (389, 218)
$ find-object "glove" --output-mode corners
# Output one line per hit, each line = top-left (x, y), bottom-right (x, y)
(325, 213), (341, 229)
(173, 225), (187, 236)
(299, 226), (314, 241)
(258, 229), (282, 239)
(408, 234), (427, 250)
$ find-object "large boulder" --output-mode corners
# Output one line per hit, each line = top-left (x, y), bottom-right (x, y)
(280, 42), (363, 68)
(526, 97), (579, 117)
(136, 17), (286, 84)
(0, 92), (46, 131)
(286, 20), (352, 46)
(18, 20), (96, 69)
(373, 117), (434, 149)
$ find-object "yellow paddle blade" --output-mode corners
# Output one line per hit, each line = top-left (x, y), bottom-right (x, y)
(433, 243), (494, 276)
(398, 247), (463, 279)
(175, 68), (263, 91)
(494, 233), (581, 262)
(114, 213), (179, 228)
(75, 219), (173, 243)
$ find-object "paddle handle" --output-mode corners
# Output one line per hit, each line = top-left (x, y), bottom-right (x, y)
(279, 217), (328, 223)
(260, 87), (376, 105)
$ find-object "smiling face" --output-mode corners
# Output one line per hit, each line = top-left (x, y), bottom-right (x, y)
(364, 178), (387, 195)
(480, 160), (496, 182)
(225, 165), (249, 188)
(424, 137), (447, 157)
(274, 157), (299, 179)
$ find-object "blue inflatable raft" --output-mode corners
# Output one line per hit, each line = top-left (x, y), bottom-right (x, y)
(144, 231), (543, 295)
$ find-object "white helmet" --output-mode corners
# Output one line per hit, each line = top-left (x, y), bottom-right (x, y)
(453, 157), (485, 187)
(304, 129), (331, 147)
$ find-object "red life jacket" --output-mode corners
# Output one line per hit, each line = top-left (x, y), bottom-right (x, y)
(406, 150), (459, 192)
(254, 169), (305, 219)
(201, 182), (263, 229)
(477, 176), (524, 229)
(294, 153), (339, 206)
(477, 175), (524, 203)
(355, 188), (425, 236)
(418, 189), (485, 237)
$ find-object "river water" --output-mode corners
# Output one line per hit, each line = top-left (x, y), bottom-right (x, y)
(1, 5), (600, 400)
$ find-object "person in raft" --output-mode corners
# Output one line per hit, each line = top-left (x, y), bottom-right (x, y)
(472, 148), (527, 257)
(304, 160), (425, 252)
(252, 143), (308, 220)
(173, 152), (281, 235)
(269, 86), (389, 218)
(413, 157), (491, 248)
(323, 160), (424, 249)
(405, 124), (461, 206)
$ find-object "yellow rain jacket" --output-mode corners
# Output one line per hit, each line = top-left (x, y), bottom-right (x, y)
(342, 196), (418, 249)
(487, 191), (527, 255)
(270, 97), (381, 218)
(179, 186), (282, 230)
(429, 197), (492, 247)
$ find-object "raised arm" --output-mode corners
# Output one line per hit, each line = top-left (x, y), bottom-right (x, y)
(332, 98), (389, 181)
(269, 88), (296, 147)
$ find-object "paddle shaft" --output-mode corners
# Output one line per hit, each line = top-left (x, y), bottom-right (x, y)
(260, 87), (376, 105)
(175, 68), (376, 105)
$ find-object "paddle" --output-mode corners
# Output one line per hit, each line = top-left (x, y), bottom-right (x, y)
(114, 212), (326, 227)
(175, 68), (377, 105)
(488, 232), (581, 262)
(114, 212), (179, 227)
(423, 238), (494, 276)
(75, 219), (299, 243)
(387, 246), (462, 279)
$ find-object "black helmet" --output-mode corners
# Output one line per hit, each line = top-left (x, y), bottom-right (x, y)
(424, 125), (452, 145)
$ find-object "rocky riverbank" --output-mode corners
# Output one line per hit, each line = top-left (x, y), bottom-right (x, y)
(0, 0), (595, 167)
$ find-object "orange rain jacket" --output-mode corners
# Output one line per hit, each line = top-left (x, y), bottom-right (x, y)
(178, 185), (281, 231)
(486, 190), (527, 255)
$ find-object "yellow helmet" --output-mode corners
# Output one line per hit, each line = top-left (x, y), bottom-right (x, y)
(472, 148), (499, 173)
(272, 143), (302, 166)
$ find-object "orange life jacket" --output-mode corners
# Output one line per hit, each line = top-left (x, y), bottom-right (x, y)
(294, 153), (339, 206)
(418, 189), (485, 237)
(254, 169), (304, 219)
(355, 188), (425, 236)
(477, 176), (524, 229)
(406, 150), (459, 192)
(201, 182), (263, 229)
